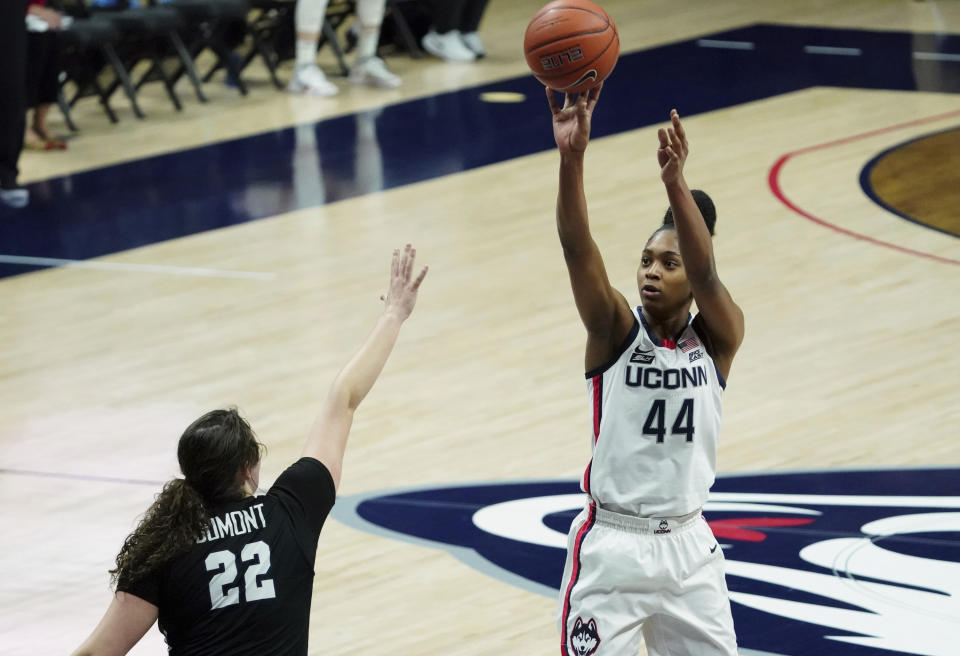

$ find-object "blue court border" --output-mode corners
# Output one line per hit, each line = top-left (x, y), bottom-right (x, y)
(2, 23), (959, 278)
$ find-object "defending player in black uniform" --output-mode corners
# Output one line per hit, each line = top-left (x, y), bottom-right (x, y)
(72, 245), (428, 656)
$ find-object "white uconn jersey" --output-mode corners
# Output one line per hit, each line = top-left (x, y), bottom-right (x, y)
(582, 307), (725, 517)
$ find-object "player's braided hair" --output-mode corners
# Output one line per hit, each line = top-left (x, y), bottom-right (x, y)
(111, 408), (265, 588)
(652, 189), (717, 239)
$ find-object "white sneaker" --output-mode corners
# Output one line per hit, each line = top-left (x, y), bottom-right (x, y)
(288, 65), (339, 97)
(461, 31), (486, 58)
(0, 187), (29, 209)
(349, 57), (402, 89)
(422, 29), (476, 63)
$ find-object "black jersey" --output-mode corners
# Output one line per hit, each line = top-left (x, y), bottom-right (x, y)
(118, 457), (336, 655)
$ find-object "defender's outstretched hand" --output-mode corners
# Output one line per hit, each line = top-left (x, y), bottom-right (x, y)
(305, 245), (428, 489)
(381, 244), (428, 320)
(658, 109), (689, 185)
(547, 83), (603, 154)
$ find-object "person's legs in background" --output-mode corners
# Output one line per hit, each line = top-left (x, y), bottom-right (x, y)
(25, 30), (66, 151)
(288, 0), (339, 97)
(459, 0), (489, 58)
(428, 0), (462, 35)
(421, 0), (476, 63)
(348, 0), (401, 89)
(24, 28), (45, 150)
(0, 0), (30, 209)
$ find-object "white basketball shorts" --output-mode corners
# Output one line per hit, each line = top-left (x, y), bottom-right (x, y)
(558, 502), (738, 656)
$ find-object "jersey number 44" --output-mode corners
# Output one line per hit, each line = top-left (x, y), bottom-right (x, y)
(643, 398), (695, 442)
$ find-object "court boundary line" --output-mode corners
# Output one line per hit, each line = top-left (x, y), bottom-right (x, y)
(0, 467), (163, 486)
(767, 108), (960, 266)
(0, 254), (277, 280)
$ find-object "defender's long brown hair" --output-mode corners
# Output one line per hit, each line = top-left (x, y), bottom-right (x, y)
(110, 408), (264, 587)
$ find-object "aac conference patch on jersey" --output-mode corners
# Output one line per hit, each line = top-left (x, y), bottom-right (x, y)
(331, 468), (960, 656)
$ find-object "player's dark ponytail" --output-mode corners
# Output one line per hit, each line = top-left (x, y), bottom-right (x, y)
(660, 189), (716, 236)
(111, 408), (264, 588)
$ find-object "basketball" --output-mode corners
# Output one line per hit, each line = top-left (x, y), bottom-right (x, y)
(523, 0), (619, 94)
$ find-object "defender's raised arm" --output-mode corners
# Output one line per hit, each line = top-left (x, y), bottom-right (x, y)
(302, 245), (428, 489)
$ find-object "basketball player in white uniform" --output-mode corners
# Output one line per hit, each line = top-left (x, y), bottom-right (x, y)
(546, 84), (744, 656)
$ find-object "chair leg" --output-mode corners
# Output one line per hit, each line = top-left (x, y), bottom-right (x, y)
(240, 47), (257, 71)
(91, 78), (119, 123)
(196, 38), (248, 95)
(168, 30), (208, 103)
(201, 61), (218, 84)
(102, 43), (145, 119)
(386, 0), (422, 59)
(322, 19), (349, 76)
(132, 59), (154, 92)
(188, 41), (218, 83)
(152, 53), (183, 111)
(249, 29), (283, 89)
(57, 87), (78, 132)
(218, 42), (248, 95)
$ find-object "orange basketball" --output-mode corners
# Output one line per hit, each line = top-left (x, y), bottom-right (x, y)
(523, 0), (619, 94)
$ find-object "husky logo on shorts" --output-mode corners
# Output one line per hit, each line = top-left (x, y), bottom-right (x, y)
(654, 519), (671, 534)
(332, 468), (960, 656)
(569, 616), (600, 655)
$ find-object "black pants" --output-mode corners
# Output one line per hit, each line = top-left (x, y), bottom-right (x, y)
(26, 30), (63, 109)
(430, 0), (489, 34)
(0, 0), (29, 189)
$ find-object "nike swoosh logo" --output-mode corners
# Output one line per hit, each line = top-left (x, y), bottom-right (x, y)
(710, 544), (719, 553)
(558, 70), (598, 91)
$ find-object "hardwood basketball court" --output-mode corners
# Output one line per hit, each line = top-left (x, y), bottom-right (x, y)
(1, 1), (958, 654)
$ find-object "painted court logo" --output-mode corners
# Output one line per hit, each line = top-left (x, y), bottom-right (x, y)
(332, 468), (960, 656)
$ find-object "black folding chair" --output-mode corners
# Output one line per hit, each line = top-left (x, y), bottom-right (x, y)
(163, 0), (252, 95)
(238, 0), (353, 80)
(383, 0), (424, 59)
(242, 0), (296, 89)
(58, 2), (145, 127)
(90, 0), (208, 111)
